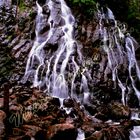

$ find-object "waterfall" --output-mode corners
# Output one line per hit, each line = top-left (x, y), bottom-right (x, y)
(0, 0), (11, 7)
(130, 110), (140, 140)
(97, 6), (140, 106)
(24, 0), (85, 101)
(0, 0), (4, 6)
(23, 0), (140, 139)
(23, 0), (140, 107)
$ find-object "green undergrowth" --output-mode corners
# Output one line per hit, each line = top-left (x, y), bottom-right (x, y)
(69, 0), (97, 17)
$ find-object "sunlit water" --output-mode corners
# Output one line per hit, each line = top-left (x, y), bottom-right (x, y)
(23, 0), (140, 139)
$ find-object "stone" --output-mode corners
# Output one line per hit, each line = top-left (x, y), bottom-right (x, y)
(47, 123), (78, 140)
(37, 0), (46, 6)
(0, 110), (6, 136)
(63, 98), (74, 108)
(12, 128), (25, 136)
(95, 106), (110, 121)
(23, 111), (33, 122)
(0, 110), (6, 121)
(17, 93), (31, 104)
(108, 102), (131, 120)
(0, 98), (4, 108)
(22, 125), (41, 137)
(11, 40), (29, 58)
(34, 130), (47, 140)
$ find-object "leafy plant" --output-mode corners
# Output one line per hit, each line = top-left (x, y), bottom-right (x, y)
(69, 0), (97, 16)
(19, 0), (26, 11)
(71, 0), (96, 5)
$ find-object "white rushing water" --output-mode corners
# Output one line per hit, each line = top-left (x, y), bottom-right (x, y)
(0, 0), (11, 7)
(0, 0), (3, 5)
(98, 6), (140, 106)
(130, 110), (140, 140)
(76, 129), (85, 140)
(24, 0), (86, 101)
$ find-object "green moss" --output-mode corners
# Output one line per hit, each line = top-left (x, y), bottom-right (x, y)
(19, 0), (26, 11)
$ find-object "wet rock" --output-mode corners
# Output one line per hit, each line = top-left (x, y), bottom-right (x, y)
(21, 135), (32, 140)
(127, 92), (139, 108)
(50, 97), (60, 107)
(0, 110), (6, 135)
(37, 0), (46, 6)
(35, 130), (47, 140)
(95, 106), (110, 121)
(12, 40), (30, 58)
(63, 98), (74, 108)
(9, 136), (26, 140)
(9, 104), (21, 111)
(48, 28), (64, 45)
(0, 98), (4, 108)
(86, 125), (130, 140)
(17, 93), (31, 104)
(12, 128), (25, 136)
(82, 124), (95, 138)
(94, 102), (131, 121)
(108, 102), (131, 120)
(23, 111), (33, 122)
(47, 123), (78, 140)
(85, 131), (103, 140)
(24, 95), (65, 121)
(84, 104), (97, 116)
(22, 125), (41, 137)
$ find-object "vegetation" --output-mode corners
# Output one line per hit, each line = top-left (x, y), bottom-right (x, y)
(18, 0), (26, 11)
(69, 0), (97, 17)
(70, 0), (97, 5)
(127, 0), (140, 42)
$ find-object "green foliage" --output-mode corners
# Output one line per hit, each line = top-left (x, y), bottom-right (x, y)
(18, 0), (26, 11)
(126, 0), (140, 43)
(127, 0), (140, 20)
(71, 0), (96, 5)
(69, 0), (97, 17)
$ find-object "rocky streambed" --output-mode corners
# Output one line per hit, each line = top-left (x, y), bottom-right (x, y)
(0, 85), (140, 139)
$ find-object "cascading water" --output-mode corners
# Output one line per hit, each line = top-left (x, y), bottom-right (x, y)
(0, 0), (4, 6)
(0, 0), (11, 7)
(130, 110), (140, 140)
(97, 6), (140, 106)
(23, 0), (140, 139)
(24, 0), (85, 101)
(97, 6), (140, 139)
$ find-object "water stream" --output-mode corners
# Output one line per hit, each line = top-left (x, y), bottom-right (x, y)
(23, 0), (140, 139)
(24, 0), (85, 102)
